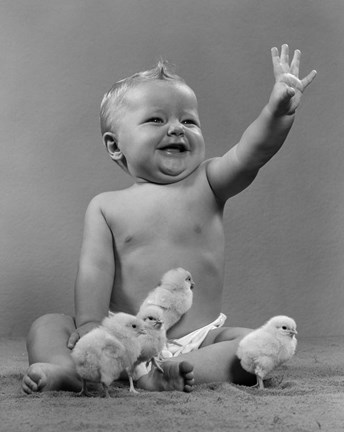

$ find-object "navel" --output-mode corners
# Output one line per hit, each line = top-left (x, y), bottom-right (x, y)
(193, 224), (202, 234)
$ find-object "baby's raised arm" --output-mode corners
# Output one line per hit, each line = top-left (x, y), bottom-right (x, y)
(67, 195), (115, 348)
(206, 44), (316, 202)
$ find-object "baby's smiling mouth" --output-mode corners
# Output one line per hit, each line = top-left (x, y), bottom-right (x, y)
(159, 143), (188, 153)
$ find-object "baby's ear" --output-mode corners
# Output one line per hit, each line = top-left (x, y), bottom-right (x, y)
(103, 132), (122, 160)
(103, 132), (127, 170)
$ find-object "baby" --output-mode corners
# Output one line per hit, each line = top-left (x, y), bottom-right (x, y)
(22, 44), (316, 393)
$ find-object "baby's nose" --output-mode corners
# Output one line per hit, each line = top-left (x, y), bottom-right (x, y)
(167, 122), (185, 136)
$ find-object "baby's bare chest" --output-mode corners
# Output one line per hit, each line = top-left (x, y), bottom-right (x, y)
(105, 184), (226, 323)
(106, 186), (223, 249)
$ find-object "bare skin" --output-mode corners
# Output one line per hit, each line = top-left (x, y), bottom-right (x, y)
(22, 166), (254, 394)
(22, 314), (194, 394)
(22, 45), (316, 394)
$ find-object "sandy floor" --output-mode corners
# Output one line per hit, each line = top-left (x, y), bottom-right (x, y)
(1, 336), (344, 431)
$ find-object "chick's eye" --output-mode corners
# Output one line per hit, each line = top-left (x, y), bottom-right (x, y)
(132, 324), (137, 329)
(282, 326), (287, 330)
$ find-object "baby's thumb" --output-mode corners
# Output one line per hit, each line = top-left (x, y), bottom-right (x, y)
(67, 332), (80, 349)
(286, 87), (296, 98)
(279, 86), (295, 102)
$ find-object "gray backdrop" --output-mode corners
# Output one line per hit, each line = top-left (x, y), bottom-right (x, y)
(2, 0), (344, 337)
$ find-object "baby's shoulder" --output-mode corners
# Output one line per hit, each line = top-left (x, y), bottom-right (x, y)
(89, 191), (117, 207)
(84, 191), (120, 216)
(87, 189), (137, 219)
(92, 190), (119, 200)
(90, 190), (128, 206)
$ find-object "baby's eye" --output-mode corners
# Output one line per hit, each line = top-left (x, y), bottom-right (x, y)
(147, 117), (163, 124)
(182, 119), (197, 126)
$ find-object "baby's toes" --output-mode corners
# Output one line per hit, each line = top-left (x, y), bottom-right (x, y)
(179, 361), (194, 392)
(22, 374), (37, 394)
(22, 364), (46, 393)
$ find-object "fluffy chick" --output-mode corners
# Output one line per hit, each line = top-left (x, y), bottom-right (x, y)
(237, 315), (297, 389)
(138, 267), (194, 330)
(136, 306), (167, 371)
(102, 312), (146, 393)
(71, 326), (126, 397)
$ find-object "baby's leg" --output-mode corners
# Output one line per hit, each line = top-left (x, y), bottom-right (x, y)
(137, 327), (255, 390)
(22, 313), (81, 394)
(23, 313), (194, 394)
(190, 326), (256, 385)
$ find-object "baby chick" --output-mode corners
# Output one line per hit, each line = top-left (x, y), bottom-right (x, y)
(71, 326), (126, 397)
(237, 315), (297, 389)
(138, 267), (194, 330)
(136, 306), (167, 371)
(102, 312), (147, 393)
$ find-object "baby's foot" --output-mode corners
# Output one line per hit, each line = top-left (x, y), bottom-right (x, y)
(22, 362), (81, 394)
(137, 360), (194, 392)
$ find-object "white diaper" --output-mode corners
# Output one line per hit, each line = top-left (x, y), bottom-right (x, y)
(133, 313), (227, 381)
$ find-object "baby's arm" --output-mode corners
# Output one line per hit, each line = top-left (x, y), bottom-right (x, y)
(67, 195), (115, 348)
(207, 44), (316, 202)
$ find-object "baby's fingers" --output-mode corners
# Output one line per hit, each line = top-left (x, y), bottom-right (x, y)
(290, 49), (301, 77)
(271, 46), (281, 70)
(280, 43), (289, 65)
(271, 44), (291, 79)
(271, 44), (289, 65)
(301, 69), (317, 90)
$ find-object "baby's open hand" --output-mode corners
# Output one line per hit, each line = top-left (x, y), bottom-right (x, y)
(269, 44), (316, 116)
(67, 321), (100, 349)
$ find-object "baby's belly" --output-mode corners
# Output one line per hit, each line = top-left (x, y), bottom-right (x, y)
(110, 243), (225, 338)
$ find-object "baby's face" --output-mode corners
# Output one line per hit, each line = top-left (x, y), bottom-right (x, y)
(114, 80), (205, 184)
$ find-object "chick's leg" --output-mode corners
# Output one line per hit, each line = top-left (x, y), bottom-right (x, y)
(151, 357), (164, 372)
(101, 383), (111, 398)
(254, 364), (267, 389)
(77, 379), (93, 397)
(126, 368), (139, 393)
(257, 376), (264, 389)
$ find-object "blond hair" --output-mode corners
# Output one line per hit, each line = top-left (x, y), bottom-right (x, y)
(100, 60), (185, 135)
